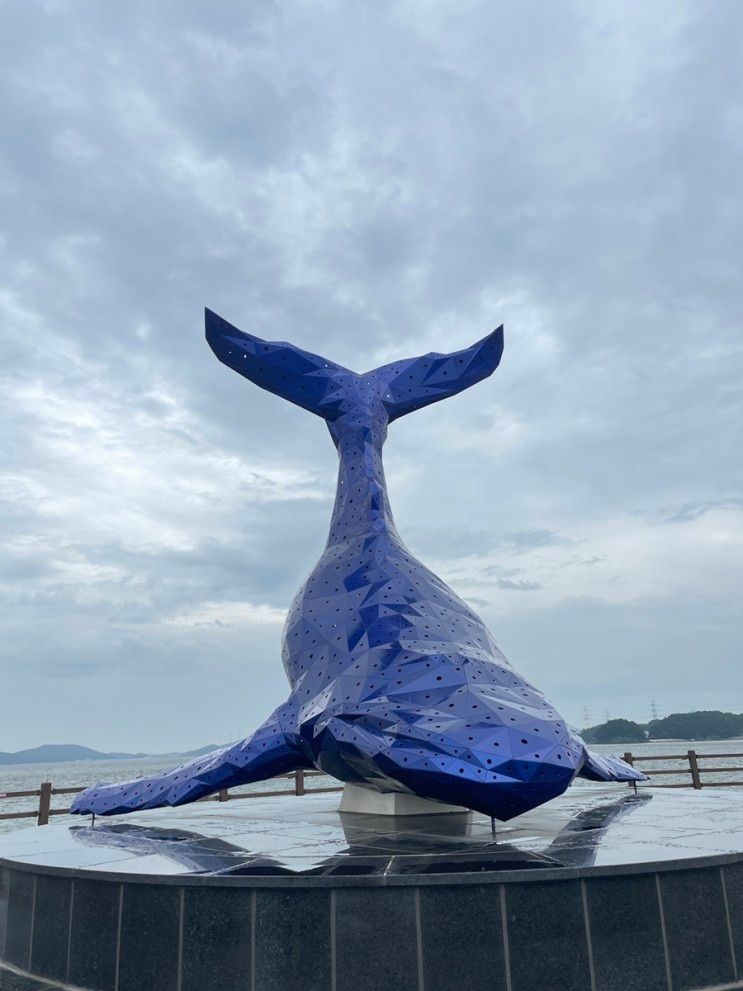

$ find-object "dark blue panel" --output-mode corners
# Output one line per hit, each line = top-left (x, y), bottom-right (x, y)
(334, 888), (417, 991)
(420, 885), (507, 991)
(505, 880), (591, 991)
(67, 879), (119, 991)
(585, 874), (667, 991)
(660, 867), (735, 990)
(181, 887), (251, 991)
(0, 869), (8, 963)
(254, 889), (331, 991)
(723, 861), (743, 976)
(118, 884), (179, 991)
(3, 872), (33, 971)
(30, 874), (71, 983)
(0, 963), (50, 990)
(71, 316), (644, 821)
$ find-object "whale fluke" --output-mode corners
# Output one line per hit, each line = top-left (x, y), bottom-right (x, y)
(206, 308), (504, 424)
(205, 308), (356, 421)
(375, 326), (504, 422)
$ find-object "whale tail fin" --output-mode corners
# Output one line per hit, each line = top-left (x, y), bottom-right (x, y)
(205, 308), (356, 421)
(371, 326), (504, 423)
(206, 309), (503, 423)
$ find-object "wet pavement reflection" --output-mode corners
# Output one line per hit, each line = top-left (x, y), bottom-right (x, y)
(1, 787), (742, 877)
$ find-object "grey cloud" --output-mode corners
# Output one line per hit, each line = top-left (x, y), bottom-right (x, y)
(482, 565), (525, 579)
(1, 0), (742, 750)
(503, 528), (572, 551)
(496, 579), (543, 592)
(405, 527), (501, 560)
(659, 497), (743, 525)
(405, 526), (571, 561)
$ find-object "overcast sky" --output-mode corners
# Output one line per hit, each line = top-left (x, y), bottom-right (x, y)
(1, 0), (741, 753)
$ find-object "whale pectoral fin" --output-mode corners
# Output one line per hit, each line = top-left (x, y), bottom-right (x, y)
(70, 709), (310, 816)
(578, 744), (648, 782)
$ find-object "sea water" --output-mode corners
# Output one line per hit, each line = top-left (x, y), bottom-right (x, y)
(2, 739), (742, 835)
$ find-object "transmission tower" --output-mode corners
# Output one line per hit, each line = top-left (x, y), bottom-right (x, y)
(581, 706), (591, 728)
(650, 699), (659, 721)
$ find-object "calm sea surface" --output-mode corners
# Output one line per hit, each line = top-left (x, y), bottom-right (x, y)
(2, 739), (742, 835)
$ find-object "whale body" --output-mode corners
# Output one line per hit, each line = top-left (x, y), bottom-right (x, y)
(72, 312), (645, 820)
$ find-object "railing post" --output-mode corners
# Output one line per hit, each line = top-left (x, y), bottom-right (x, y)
(218, 789), (229, 802)
(37, 782), (52, 826)
(688, 749), (702, 789)
(294, 769), (305, 796)
(623, 752), (636, 790)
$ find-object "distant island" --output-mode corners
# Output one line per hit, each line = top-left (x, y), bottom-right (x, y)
(4, 712), (743, 762)
(581, 710), (743, 745)
(0, 742), (226, 767)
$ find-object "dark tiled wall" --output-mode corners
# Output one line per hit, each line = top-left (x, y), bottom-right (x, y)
(255, 888), (331, 991)
(335, 887), (419, 991)
(1, 865), (743, 990)
(180, 887), (251, 991)
(723, 861), (743, 971)
(118, 884), (180, 991)
(586, 873), (667, 991)
(2, 872), (33, 971)
(660, 867), (735, 990)
(419, 884), (506, 991)
(0, 963), (53, 990)
(67, 878), (119, 991)
(0, 869), (7, 962)
(29, 874), (70, 984)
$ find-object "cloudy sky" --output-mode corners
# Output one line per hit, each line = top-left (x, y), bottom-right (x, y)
(1, 0), (741, 753)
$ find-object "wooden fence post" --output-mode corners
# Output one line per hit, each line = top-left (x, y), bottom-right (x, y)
(294, 770), (305, 796)
(688, 750), (702, 789)
(37, 782), (52, 826)
(623, 752), (637, 790)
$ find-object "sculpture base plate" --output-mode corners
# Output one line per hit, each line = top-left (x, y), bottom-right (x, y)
(338, 781), (469, 815)
(4, 787), (743, 991)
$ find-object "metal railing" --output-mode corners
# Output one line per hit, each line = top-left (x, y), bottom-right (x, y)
(4, 751), (743, 826)
(0, 770), (342, 826)
(622, 750), (743, 789)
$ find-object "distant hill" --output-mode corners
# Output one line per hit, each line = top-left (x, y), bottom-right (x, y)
(0, 744), (145, 766)
(0, 742), (226, 766)
(647, 711), (743, 741)
(581, 718), (646, 744)
(182, 744), (225, 758)
(582, 710), (743, 745)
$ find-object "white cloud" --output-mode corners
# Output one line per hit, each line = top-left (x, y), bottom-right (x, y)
(436, 505), (743, 617)
(165, 600), (286, 628)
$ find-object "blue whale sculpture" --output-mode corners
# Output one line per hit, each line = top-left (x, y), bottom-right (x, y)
(72, 311), (645, 820)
